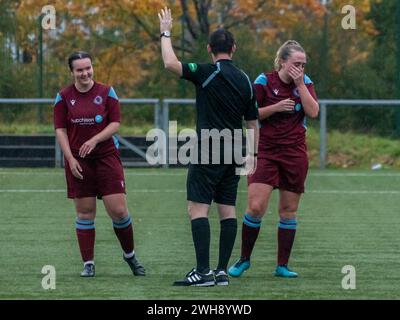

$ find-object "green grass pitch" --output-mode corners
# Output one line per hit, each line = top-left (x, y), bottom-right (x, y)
(0, 168), (399, 299)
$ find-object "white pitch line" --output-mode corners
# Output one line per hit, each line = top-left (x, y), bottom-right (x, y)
(306, 190), (400, 194)
(129, 172), (187, 176)
(0, 189), (65, 193)
(0, 189), (399, 194)
(309, 173), (400, 177)
(0, 171), (400, 177)
(0, 172), (63, 175)
(0, 172), (186, 176)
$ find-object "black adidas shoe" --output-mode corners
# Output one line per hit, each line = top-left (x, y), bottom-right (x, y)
(173, 268), (215, 287)
(124, 255), (146, 276)
(80, 263), (95, 277)
(214, 269), (229, 286)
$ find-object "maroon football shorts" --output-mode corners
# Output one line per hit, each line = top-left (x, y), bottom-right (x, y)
(248, 143), (309, 194)
(65, 152), (126, 199)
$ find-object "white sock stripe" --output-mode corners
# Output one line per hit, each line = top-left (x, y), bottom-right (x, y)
(123, 251), (135, 259)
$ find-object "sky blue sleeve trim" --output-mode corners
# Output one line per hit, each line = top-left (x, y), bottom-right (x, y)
(254, 73), (267, 86)
(54, 93), (62, 106)
(304, 75), (313, 85)
(108, 87), (119, 100)
(302, 118), (308, 130)
(112, 135), (120, 150)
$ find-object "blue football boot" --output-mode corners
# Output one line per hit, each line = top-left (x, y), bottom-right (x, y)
(274, 265), (298, 278)
(228, 258), (250, 277)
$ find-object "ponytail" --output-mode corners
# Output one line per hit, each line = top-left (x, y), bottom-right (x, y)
(274, 40), (305, 71)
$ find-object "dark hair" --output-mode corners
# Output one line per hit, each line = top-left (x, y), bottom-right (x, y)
(68, 51), (92, 71)
(208, 29), (235, 55)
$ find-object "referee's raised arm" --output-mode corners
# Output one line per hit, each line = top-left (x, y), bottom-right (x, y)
(158, 7), (182, 76)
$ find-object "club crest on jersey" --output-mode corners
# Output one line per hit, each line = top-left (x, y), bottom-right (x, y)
(273, 89), (279, 96)
(293, 88), (300, 97)
(93, 96), (103, 105)
(70, 99), (76, 106)
(95, 115), (103, 123)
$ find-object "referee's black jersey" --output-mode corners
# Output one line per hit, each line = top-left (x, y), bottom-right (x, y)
(181, 59), (258, 134)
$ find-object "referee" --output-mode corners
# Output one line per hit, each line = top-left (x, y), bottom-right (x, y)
(158, 7), (259, 286)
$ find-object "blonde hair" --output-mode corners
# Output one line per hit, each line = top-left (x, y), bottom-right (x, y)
(274, 40), (305, 71)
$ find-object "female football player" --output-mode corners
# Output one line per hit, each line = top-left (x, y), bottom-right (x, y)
(229, 40), (319, 278)
(54, 51), (145, 277)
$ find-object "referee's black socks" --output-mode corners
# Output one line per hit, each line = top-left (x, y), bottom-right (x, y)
(217, 218), (237, 271)
(191, 217), (210, 274)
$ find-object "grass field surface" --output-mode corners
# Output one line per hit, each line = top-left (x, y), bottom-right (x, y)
(0, 168), (399, 300)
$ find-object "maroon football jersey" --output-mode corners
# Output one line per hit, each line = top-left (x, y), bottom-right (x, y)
(54, 81), (120, 158)
(253, 71), (318, 148)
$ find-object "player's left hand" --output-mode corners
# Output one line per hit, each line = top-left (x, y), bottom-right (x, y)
(288, 65), (304, 87)
(79, 139), (97, 158)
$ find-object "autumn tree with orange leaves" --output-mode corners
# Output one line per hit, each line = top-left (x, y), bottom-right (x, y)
(1, 0), (393, 134)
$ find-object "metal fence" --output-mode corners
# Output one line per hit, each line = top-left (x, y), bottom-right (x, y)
(0, 98), (160, 167)
(1, 98), (400, 168)
(161, 99), (400, 169)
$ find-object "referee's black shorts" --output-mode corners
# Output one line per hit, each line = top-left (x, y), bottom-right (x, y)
(186, 163), (240, 206)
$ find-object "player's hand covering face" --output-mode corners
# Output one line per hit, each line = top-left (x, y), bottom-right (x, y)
(283, 51), (306, 86)
(288, 65), (304, 87)
(158, 7), (173, 33)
